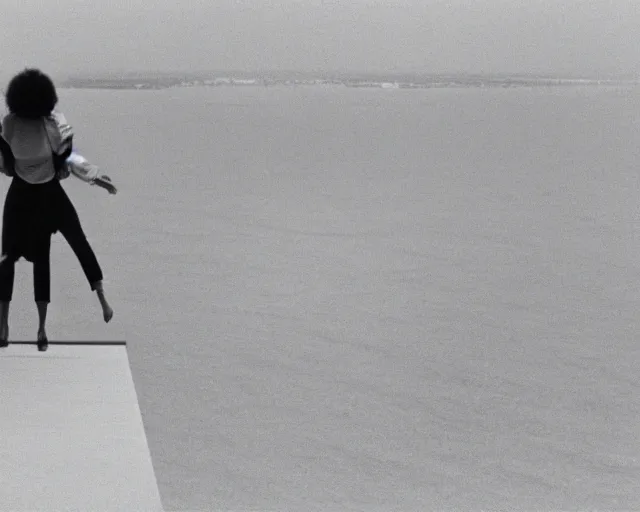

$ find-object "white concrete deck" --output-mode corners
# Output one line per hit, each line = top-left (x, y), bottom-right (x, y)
(0, 342), (163, 512)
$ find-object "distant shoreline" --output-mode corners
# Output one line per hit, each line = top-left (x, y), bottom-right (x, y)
(59, 73), (638, 91)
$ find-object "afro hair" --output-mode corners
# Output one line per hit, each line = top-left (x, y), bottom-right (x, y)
(5, 68), (58, 119)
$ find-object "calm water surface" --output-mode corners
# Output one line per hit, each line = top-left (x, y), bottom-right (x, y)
(4, 85), (640, 510)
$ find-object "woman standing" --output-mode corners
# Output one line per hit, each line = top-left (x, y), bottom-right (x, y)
(0, 68), (115, 350)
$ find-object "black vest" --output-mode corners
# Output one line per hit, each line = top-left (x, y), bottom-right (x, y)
(0, 135), (15, 176)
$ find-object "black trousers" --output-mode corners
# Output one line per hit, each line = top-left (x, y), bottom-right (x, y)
(0, 177), (103, 303)
(56, 188), (104, 291)
(0, 236), (51, 302)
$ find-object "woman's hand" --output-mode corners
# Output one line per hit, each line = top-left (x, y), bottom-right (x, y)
(95, 175), (118, 195)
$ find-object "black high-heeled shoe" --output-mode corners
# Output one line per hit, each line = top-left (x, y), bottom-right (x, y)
(37, 337), (48, 352)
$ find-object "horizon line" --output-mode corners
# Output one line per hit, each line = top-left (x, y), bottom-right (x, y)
(6, 340), (127, 346)
(59, 68), (637, 80)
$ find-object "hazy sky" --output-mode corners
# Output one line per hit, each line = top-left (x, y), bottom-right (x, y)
(1, 0), (638, 79)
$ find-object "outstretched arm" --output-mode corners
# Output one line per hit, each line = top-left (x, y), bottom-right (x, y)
(46, 113), (118, 194)
(66, 153), (117, 194)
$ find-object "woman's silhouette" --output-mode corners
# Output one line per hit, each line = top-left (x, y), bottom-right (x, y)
(0, 68), (115, 350)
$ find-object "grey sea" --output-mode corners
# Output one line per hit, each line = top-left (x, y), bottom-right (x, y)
(4, 84), (640, 510)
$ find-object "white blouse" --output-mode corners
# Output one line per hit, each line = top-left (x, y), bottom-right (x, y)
(0, 111), (98, 184)
(1, 114), (56, 184)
